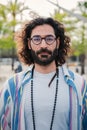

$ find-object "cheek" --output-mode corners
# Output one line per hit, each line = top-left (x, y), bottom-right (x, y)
(28, 42), (39, 50)
(30, 44), (40, 51)
(50, 44), (57, 50)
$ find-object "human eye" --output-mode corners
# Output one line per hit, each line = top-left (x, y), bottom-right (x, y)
(46, 35), (54, 42)
(33, 36), (40, 41)
(32, 36), (41, 44)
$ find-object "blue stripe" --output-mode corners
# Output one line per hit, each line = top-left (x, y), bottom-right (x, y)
(8, 78), (16, 102)
(14, 76), (32, 130)
(4, 90), (10, 105)
(66, 77), (80, 130)
(0, 90), (9, 123)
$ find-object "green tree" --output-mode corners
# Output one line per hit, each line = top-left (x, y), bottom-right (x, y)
(71, 1), (87, 74)
(0, 0), (29, 70)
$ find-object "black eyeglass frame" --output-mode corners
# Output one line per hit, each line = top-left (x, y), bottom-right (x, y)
(29, 35), (57, 45)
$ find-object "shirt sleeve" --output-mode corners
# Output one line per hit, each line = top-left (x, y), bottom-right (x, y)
(0, 81), (12, 130)
(82, 80), (87, 130)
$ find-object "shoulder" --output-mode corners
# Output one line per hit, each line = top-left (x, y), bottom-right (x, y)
(9, 65), (32, 86)
(0, 65), (33, 100)
(61, 64), (85, 90)
(69, 70), (84, 84)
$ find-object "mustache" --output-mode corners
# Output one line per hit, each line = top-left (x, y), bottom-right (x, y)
(36, 48), (52, 55)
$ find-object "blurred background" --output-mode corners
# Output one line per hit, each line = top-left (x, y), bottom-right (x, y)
(0, 0), (87, 87)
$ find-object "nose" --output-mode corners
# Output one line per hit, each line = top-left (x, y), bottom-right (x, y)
(40, 39), (47, 48)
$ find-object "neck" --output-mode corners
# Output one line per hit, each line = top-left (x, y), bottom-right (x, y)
(34, 61), (57, 74)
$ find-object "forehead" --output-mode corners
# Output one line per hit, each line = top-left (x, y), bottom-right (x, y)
(31, 24), (55, 36)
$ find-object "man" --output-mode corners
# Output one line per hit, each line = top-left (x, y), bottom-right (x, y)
(0, 17), (87, 130)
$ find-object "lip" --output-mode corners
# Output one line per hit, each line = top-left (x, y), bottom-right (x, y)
(39, 52), (50, 59)
(40, 51), (50, 55)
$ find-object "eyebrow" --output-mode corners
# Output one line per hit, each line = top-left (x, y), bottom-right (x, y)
(31, 34), (55, 37)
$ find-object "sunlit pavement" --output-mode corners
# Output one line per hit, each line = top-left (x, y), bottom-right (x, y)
(0, 64), (28, 87)
(0, 65), (14, 87)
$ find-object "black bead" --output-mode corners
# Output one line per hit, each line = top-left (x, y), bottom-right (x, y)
(31, 66), (59, 130)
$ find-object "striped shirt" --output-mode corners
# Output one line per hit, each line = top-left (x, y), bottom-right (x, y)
(0, 64), (87, 130)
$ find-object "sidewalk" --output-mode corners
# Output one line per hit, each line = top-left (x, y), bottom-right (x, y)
(0, 64), (28, 87)
(0, 65), (14, 87)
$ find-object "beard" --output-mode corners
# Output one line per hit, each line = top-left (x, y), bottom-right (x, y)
(30, 48), (58, 66)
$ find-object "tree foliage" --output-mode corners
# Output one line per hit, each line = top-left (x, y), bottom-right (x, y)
(0, 0), (29, 51)
(71, 1), (87, 56)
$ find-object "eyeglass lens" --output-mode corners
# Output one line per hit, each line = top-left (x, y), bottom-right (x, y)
(31, 35), (56, 45)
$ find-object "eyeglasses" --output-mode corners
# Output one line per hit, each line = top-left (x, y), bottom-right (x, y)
(30, 35), (56, 45)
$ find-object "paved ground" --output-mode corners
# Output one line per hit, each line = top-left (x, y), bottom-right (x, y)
(0, 64), (28, 87)
(0, 65), (14, 87)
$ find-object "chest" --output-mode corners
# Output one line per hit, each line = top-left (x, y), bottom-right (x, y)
(23, 70), (70, 130)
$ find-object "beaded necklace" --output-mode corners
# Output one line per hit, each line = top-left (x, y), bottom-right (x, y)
(31, 66), (59, 130)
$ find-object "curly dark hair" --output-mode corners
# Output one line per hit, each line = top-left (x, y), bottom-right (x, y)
(15, 17), (71, 66)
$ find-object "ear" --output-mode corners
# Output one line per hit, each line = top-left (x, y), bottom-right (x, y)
(56, 37), (60, 49)
(28, 39), (31, 49)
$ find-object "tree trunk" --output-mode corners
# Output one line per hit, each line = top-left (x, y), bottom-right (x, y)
(79, 54), (85, 75)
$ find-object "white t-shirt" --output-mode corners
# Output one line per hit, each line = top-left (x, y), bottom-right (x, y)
(23, 67), (70, 130)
